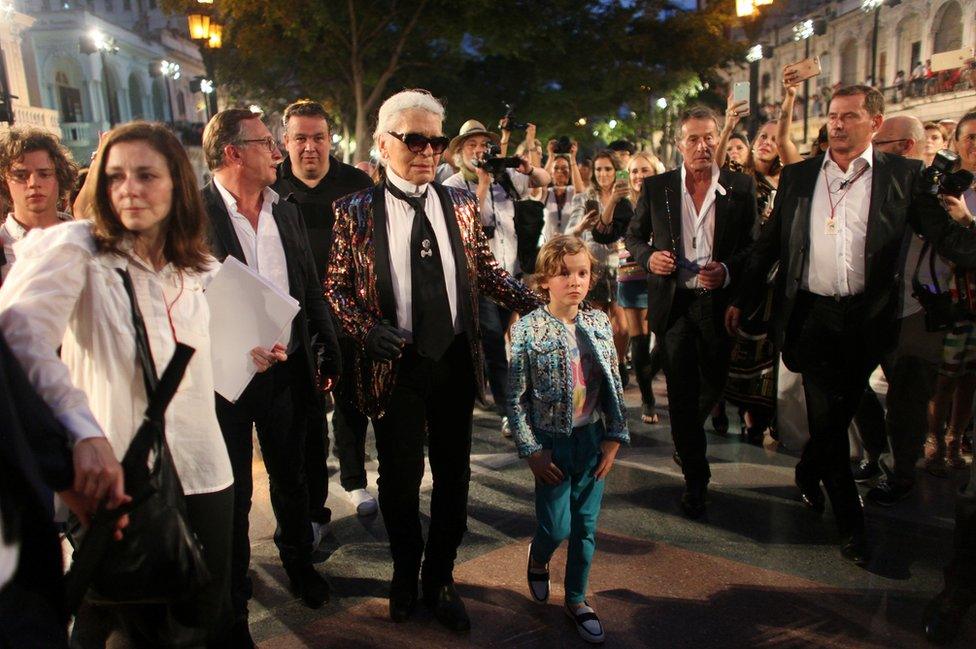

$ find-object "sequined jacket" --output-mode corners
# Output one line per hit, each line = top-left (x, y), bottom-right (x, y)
(506, 307), (629, 458)
(325, 183), (543, 418)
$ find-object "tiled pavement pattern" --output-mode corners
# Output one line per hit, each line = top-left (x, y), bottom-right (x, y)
(245, 376), (974, 648)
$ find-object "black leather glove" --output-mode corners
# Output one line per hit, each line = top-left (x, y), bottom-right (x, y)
(365, 323), (406, 361)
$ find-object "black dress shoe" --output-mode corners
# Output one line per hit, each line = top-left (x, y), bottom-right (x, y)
(389, 585), (418, 623)
(680, 482), (707, 519)
(839, 533), (870, 567)
(865, 478), (913, 507)
(852, 458), (881, 483)
(923, 588), (974, 645)
(423, 583), (471, 634)
(795, 472), (825, 514)
(712, 409), (729, 435)
(287, 564), (331, 609)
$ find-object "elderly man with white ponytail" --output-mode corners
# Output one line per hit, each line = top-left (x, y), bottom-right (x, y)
(325, 89), (541, 633)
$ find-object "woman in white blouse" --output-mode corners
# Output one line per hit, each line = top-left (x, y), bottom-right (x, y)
(539, 140), (586, 244)
(0, 122), (235, 646)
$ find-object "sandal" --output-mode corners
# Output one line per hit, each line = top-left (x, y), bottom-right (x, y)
(641, 412), (659, 425)
(565, 601), (605, 644)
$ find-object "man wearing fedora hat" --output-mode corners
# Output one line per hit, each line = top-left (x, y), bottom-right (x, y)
(444, 120), (551, 431)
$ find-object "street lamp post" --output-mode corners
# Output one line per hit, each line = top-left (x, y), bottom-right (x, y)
(862, 0), (901, 90)
(738, 0), (776, 139)
(80, 29), (120, 128)
(187, 1), (223, 118)
(154, 59), (181, 124)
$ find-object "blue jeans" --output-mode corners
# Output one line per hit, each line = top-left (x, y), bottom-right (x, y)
(530, 421), (606, 605)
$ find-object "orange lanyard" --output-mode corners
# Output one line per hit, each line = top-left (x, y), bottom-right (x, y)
(824, 164), (869, 223)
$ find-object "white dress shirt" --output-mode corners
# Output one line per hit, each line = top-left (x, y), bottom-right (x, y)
(541, 186), (575, 243)
(385, 166), (460, 337)
(212, 177), (292, 349)
(443, 168), (529, 275)
(0, 221), (233, 495)
(678, 164), (727, 289)
(1, 212), (72, 282)
(803, 145), (874, 297)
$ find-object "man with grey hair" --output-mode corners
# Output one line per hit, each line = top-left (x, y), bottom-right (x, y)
(326, 89), (541, 633)
(201, 108), (341, 647)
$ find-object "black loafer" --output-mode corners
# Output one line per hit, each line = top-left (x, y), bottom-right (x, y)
(866, 479), (913, 507)
(526, 544), (550, 602)
(423, 582), (471, 634)
(287, 564), (330, 609)
(795, 471), (825, 515)
(839, 533), (870, 567)
(680, 482), (707, 519)
(389, 585), (418, 623)
(852, 458), (881, 483)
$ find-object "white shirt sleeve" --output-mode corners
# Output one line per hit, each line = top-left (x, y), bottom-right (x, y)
(0, 223), (105, 444)
(508, 168), (531, 199)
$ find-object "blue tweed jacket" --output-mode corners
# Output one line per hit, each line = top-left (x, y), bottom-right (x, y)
(506, 306), (629, 458)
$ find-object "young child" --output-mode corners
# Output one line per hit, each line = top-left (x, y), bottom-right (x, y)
(507, 234), (629, 644)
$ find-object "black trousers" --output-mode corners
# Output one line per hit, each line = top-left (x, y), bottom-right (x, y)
(478, 295), (513, 411)
(332, 336), (370, 492)
(70, 487), (234, 648)
(659, 289), (732, 486)
(305, 390), (332, 525)
(372, 335), (476, 590)
(216, 355), (313, 621)
(791, 292), (881, 537)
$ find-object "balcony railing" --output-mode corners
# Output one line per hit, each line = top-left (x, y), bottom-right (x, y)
(8, 105), (62, 136)
(60, 121), (96, 148)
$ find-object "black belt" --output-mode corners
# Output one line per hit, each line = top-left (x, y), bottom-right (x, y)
(798, 290), (864, 305)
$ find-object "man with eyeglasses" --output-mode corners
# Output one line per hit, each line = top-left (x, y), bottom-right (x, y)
(325, 90), (542, 633)
(443, 120), (550, 435)
(0, 127), (78, 281)
(201, 108), (342, 648)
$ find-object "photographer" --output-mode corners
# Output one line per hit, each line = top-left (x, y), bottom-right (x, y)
(444, 120), (550, 432)
(540, 138), (586, 242)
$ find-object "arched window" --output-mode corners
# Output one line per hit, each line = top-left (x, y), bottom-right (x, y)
(54, 69), (83, 123)
(176, 90), (186, 119)
(933, 1), (963, 53)
(840, 40), (859, 86)
(128, 73), (145, 120)
(896, 14), (922, 75)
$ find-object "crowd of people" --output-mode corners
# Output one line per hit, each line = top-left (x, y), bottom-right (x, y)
(1, 71), (976, 647)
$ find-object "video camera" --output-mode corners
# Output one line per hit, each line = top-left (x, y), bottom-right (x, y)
(502, 102), (529, 131)
(552, 136), (573, 155)
(473, 142), (522, 176)
(923, 149), (974, 198)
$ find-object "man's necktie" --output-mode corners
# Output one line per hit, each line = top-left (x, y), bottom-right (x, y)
(386, 182), (455, 361)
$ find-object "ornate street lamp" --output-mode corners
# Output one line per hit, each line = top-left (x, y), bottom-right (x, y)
(79, 29), (121, 127)
(862, 0), (902, 89)
(737, 0), (776, 138)
(186, 1), (222, 117)
(792, 18), (828, 143)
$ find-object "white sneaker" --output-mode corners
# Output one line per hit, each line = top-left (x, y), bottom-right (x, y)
(566, 601), (605, 644)
(311, 520), (329, 548)
(501, 416), (513, 438)
(348, 488), (378, 516)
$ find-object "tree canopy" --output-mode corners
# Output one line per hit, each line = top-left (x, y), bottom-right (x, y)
(163, 0), (744, 161)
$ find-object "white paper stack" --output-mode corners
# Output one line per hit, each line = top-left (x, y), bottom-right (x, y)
(206, 256), (299, 402)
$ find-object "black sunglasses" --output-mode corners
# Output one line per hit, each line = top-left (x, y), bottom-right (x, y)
(388, 131), (450, 155)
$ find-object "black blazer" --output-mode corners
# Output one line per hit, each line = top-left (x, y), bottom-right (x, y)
(735, 150), (976, 366)
(201, 182), (341, 393)
(625, 167), (758, 334)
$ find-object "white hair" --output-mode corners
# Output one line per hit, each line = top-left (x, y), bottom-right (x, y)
(373, 89), (445, 165)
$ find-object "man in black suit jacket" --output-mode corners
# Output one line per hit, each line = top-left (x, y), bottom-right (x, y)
(728, 85), (976, 566)
(201, 109), (341, 647)
(625, 106), (757, 518)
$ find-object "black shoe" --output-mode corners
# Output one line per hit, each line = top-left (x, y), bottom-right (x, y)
(866, 479), (913, 507)
(287, 564), (330, 609)
(839, 533), (870, 567)
(680, 482), (707, 519)
(923, 588), (974, 645)
(712, 410), (729, 435)
(852, 458), (881, 483)
(672, 450), (682, 468)
(795, 471), (825, 515)
(423, 582), (471, 634)
(745, 427), (765, 447)
(389, 583), (418, 623)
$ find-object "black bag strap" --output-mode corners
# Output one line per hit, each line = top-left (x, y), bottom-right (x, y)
(912, 240), (942, 295)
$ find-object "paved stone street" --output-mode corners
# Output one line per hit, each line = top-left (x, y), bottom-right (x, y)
(245, 377), (974, 648)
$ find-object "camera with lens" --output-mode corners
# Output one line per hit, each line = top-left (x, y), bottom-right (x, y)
(473, 142), (523, 176)
(923, 149), (974, 198)
(502, 103), (528, 131)
(552, 136), (573, 155)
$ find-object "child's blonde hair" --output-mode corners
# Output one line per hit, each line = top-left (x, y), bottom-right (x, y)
(533, 235), (597, 300)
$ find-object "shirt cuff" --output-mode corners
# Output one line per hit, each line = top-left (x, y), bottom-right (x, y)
(721, 263), (731, 288)
(56, 408), (105, 445)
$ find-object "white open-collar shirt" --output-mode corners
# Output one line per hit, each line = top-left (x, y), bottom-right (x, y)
(803, 144), (874, 297)
(678, 164), (728, 289)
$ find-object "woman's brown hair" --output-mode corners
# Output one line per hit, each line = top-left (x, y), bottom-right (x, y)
(89, 121), (210, 272)
(588, 150), (620, 194)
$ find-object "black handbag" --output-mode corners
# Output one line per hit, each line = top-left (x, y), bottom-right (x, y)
(513, 199), (545, 273)
(912, 241), (962, 332)
(64, 268), (210, 611)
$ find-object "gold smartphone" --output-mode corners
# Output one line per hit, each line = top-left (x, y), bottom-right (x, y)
(783, 57), (822, 83)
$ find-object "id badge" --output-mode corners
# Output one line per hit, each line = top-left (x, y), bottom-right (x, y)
(824, 218), (839, 236)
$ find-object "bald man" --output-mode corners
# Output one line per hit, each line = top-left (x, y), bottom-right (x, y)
(853, 114), (948, 506)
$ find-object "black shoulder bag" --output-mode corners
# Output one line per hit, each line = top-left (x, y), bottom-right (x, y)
(497, 171), (544, 273)
(912, 241), (961, 332)
(64, 268), (210, 611)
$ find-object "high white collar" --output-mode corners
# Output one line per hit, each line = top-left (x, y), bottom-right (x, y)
(386, 166), (429, 197)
